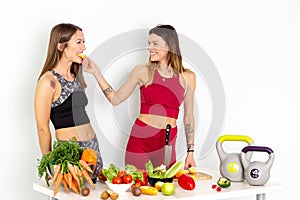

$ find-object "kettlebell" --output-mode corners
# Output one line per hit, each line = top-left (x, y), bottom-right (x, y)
(241, 146), (274, 186)
(216, 135), (254, 182)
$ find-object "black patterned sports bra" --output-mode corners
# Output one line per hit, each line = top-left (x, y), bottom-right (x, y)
(51, 70), (82, 107)
(50, 70), (90, 130)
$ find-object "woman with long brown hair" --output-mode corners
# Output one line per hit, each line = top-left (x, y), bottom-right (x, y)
(34, 23), (103, 181)
(84, 24), (196, 170)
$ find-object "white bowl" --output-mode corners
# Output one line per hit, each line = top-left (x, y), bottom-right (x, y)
(105, 181), (132, 193)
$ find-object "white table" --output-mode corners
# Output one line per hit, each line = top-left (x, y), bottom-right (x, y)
(33, 169), (281, 200)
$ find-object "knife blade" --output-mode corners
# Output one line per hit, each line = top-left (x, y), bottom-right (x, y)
(164, 124), (172, 167)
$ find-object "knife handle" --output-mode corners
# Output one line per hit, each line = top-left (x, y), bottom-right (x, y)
(165, 124), (171, 145)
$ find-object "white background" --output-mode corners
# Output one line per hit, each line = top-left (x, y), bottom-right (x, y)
(1, 0), (299, 199)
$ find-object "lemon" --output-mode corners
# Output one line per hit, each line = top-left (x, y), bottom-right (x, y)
(188, 167), (197, 174)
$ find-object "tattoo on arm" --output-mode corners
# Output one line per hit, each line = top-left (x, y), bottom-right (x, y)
(102, 85), (113, 97)
(185, 123), (194, 144)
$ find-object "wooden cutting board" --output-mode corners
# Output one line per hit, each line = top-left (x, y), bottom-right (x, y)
(191, 172), (212, 180)
(174, 171), (212, 181)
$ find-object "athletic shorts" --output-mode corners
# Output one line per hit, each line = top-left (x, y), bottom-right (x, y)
(125, 118), (177, 170)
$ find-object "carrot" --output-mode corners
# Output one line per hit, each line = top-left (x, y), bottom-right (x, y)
(53, 173), (63, 196)
(66, 172), (72, 188)
(50, 164), (61, 187)
(81, 169), (95, 189)
(79, 159), (93, 173)
(67, 163), (79, 184)
(70, 178), (80, 194)
(74, 165), (82, 177)
(62, 178), (69, 193)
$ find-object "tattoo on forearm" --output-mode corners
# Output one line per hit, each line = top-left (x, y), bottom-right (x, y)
(185, 123), (194, 143)
(102, 85), (113, 97)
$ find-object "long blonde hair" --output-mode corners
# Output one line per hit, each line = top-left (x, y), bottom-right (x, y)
(38, 23), (86, 88)
(145, 24), (188, 86)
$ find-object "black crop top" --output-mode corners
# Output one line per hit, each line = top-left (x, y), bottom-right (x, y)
(50, 70), (90, 130)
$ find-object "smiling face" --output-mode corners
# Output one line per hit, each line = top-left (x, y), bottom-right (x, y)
(60, 29), (86, 63)
(148, 33), (169, 65)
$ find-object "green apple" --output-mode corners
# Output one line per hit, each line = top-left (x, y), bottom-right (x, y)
(161, 182), (175, 196)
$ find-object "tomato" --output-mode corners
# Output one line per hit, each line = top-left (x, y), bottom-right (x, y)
(178, 174), (195, 190)
(117, 170), (127, 178)
(81, 148), (97, 165)
(123, 174), (133, 184)
(112, 177), (123, 184)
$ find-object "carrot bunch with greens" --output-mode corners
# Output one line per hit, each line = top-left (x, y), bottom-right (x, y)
(37, 137), (95, 196)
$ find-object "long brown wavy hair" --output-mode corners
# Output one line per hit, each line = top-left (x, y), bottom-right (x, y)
(38, 23), (86, 88)
(145, 24), (188, 86)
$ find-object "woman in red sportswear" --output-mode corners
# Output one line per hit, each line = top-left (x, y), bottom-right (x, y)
(83, 24), (196, 170)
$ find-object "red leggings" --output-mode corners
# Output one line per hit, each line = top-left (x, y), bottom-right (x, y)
(125, 118), (177, 170)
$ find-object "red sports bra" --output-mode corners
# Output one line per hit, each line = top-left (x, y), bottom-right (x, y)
(140, 69), (185, 119)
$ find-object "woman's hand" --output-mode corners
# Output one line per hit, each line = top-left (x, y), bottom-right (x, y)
(184, 153), (196, 169)
(82, 57), (101, 76)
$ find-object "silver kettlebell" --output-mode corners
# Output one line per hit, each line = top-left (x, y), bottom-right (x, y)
(241, 146), (274, 186)
(216, 135), (254, 182)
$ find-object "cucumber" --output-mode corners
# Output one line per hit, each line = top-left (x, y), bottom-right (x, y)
(165, 161), (183, 178)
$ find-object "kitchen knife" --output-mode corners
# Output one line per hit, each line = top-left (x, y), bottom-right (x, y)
(164, 124), (172, 167)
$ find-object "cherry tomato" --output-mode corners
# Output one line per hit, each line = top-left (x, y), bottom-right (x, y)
(117, 170), (127, 178)
(112, 177), (123, 184)
(123, 174), (133, 184)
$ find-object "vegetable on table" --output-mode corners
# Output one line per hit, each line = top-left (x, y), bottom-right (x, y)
(217, 177), (231, 188)
(37, 138), (95, 196)
(81, 148), (97, 165)
(79, 159), (93, 173)
(140, 186), (158, 195)
(145, 160), (183, 179)
(81, 169), (95, 189)
(53, 173), (64, 195)
(178, 174), (196, 190)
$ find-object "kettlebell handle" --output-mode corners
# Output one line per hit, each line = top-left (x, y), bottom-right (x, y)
(242, 146), (273, 154)
(217, 135), (254, 144)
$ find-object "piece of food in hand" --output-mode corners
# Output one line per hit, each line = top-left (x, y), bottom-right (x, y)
(217, 177), (231, 188)
(77, 53), (87, 59)
(100, 190), (110, 199)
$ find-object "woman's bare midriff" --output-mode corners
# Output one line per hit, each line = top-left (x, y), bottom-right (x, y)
(55, 123), (96, 141)
(138, 114), (177, 129)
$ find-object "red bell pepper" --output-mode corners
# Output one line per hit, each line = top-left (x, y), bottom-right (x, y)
(178, 174), (195, 190)
(135, 172), (148, 186)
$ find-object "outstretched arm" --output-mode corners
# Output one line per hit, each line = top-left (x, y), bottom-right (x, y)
(83, 57), (145, 106)
(182, 70), (197, 169)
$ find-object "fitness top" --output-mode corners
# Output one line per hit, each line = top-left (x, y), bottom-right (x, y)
(50, 70), (90, 130)
(140, 69), (185, 119)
